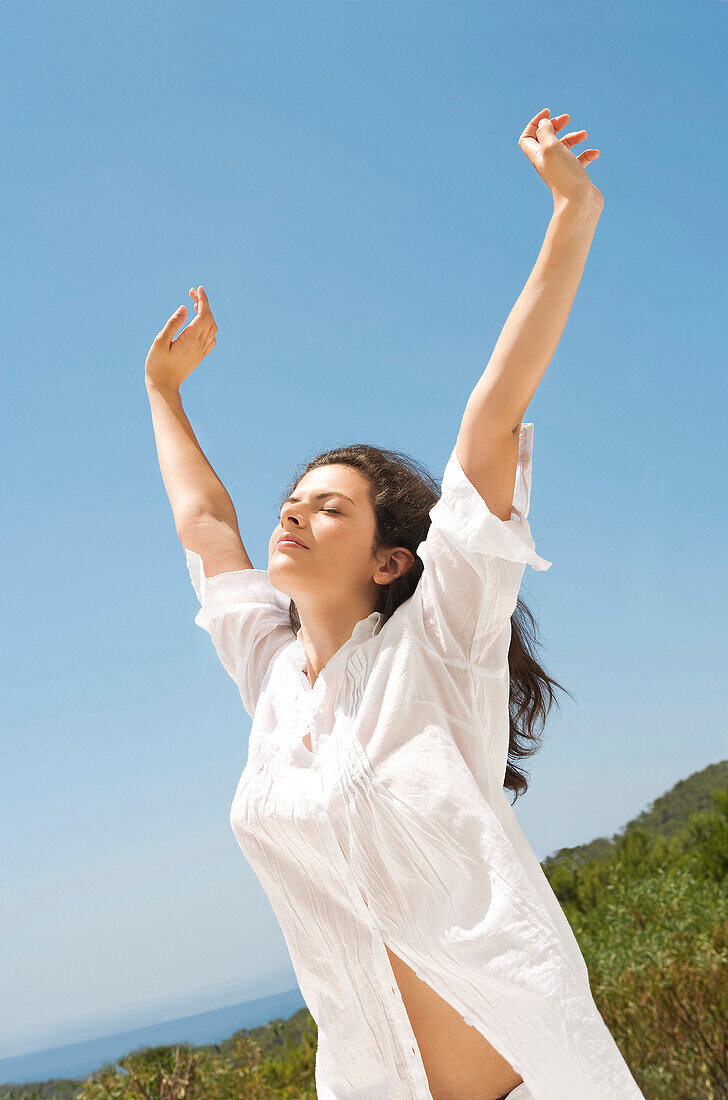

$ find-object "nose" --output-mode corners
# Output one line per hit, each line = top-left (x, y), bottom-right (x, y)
(278, 514), (305, 541)
(281, 503), (305, 527)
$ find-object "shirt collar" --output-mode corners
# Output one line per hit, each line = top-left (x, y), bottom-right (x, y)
(295, 610), (384, 649)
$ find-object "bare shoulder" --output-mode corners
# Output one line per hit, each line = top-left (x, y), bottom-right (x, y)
(178, 516), (255, 577)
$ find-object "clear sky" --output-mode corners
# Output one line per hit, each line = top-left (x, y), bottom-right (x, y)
(2, 0), (726, 1061)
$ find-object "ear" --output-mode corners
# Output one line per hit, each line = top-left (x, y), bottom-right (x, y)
(374, 546), (416, 585)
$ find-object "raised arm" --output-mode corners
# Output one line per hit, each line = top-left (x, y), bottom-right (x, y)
(457, 108), (603, 520)
(145, 285), (254, 575)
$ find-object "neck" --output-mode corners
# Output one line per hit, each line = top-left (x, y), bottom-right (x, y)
(296, 602), (377, 685)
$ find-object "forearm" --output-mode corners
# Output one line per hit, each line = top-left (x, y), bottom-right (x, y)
(464, 194), (602, 433)
(145, 378), (238, 532)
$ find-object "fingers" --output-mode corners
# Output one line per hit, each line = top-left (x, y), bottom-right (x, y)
(519, 108), (599, 161)
(195, 285), (210, 317)
(157, 304), (188, 343)
(560, 129), (588, 149)
(185, 284), (218, 340)
(526, 107), (551, 132)
(538, 114), (593, 153)
(155, 286), (219, 351)
(154, 288), (218, 365)
(198, 285), (218, 338)
(552, 120), (599, 158)
(518, 107), (550, 149)
(535, 115), (558, 146)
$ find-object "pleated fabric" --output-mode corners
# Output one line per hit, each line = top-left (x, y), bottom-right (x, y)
(184, 423), (645, 1100)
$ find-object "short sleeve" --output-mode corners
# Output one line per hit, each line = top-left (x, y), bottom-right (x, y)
(412, 422), (552, 667)
(184, 547), (294, 718)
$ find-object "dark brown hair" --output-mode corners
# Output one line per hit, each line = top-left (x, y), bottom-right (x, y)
(278, 442), (572, 804)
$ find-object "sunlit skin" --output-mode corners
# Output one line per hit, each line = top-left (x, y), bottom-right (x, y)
(267, 463), (414, 688)
(145, 104), (601, 1100)
(239, 105), (599, 1099)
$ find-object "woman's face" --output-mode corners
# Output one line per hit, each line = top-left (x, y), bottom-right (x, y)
(267, 463), (389, 608)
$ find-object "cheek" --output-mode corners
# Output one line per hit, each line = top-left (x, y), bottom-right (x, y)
(325, 529), (369, 569)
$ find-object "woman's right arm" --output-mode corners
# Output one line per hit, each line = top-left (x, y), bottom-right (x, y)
(145, 285), (254, 574)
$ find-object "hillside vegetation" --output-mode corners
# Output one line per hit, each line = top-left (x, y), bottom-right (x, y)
(3, 760), (726, 1100)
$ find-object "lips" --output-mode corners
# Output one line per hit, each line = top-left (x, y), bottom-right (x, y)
(277, 533), (308, 549)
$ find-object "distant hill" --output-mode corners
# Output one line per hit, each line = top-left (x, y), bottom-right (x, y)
(623, 759), (728, 839)
(541, 758), (728, 873)
(0, 990), (309, 1098)
(0, 1007), (319, 1100)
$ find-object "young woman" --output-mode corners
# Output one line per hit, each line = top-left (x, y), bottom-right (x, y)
(145, 109), (645, 1100)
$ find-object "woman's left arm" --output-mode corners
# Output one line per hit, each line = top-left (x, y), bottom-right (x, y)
(457, 108), (603, 520)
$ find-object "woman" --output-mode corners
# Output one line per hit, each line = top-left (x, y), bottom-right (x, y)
(145, 109), (645, 1100)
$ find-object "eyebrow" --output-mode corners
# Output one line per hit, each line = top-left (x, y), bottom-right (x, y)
(282, 491), (356, 507)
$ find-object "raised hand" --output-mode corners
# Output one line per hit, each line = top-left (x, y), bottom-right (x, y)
(145, 285), (218, 390)
(518, 108), (603, 209)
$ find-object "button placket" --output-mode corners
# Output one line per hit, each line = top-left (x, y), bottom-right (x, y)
(316, 811), (432, 1096)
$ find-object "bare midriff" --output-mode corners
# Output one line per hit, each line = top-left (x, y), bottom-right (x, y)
(384, 942), (524, 1100)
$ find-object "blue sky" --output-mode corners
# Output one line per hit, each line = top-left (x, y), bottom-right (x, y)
(2, 0), (726, 1060)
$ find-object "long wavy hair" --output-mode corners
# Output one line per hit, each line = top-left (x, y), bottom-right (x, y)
(277, 442), (572, 803)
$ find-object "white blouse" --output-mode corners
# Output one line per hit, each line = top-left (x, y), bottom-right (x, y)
(184, 423), (645, 1100)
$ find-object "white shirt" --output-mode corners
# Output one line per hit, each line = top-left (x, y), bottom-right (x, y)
(184, 423), (645, 1100)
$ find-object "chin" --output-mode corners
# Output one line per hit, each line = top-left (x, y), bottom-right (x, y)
(267, 560), (295, 594)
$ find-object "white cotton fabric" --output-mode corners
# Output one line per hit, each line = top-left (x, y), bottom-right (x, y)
(184, 423), (645, 1100)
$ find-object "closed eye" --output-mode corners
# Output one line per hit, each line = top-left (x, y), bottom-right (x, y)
(278, 507), (341, 520)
